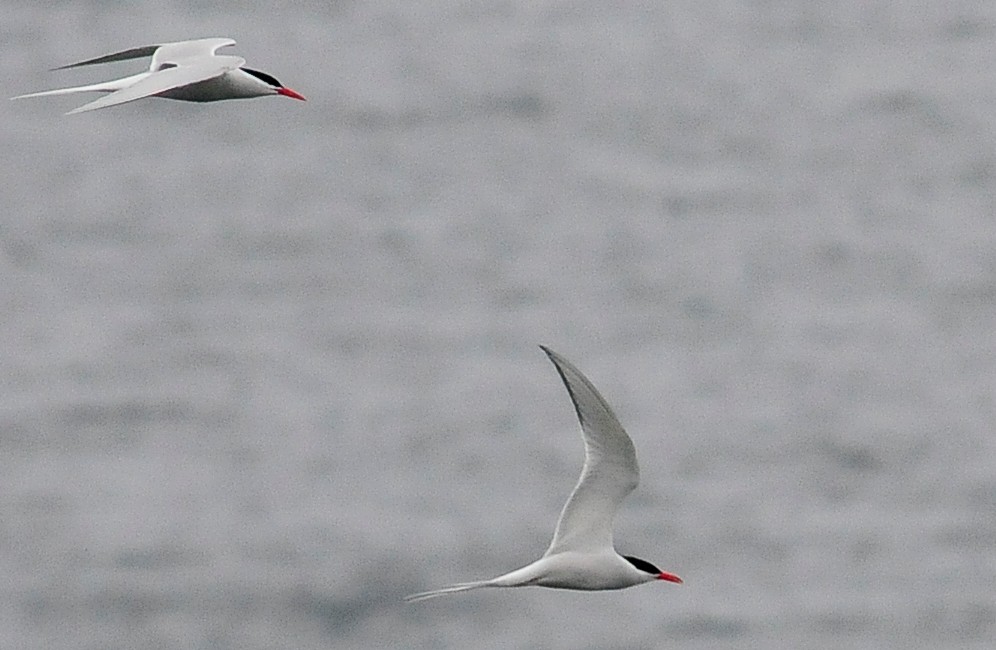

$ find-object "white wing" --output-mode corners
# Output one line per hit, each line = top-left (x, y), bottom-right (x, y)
(65, 56), (245, 115)
(540, 346), (639, 555)
(149, 38), (236, 70)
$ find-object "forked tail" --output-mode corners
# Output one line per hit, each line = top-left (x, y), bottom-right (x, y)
(11, 73), (148, 101)
(12, 82), (118, 100)
(404, 580), (494, 603)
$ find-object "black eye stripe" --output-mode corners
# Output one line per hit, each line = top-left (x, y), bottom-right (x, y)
(242, 68), (282, 88)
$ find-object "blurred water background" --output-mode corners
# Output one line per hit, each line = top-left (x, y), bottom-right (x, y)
(2, 1), (996, 648)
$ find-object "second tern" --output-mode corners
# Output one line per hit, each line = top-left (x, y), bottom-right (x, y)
(405, 346), (682, 602)
(11, 37), (305, 115)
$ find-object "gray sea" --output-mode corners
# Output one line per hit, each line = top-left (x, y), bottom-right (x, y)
(2, 1), (995, 648)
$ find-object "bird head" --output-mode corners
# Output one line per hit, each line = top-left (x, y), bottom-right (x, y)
(623, 555), (683, 584)
(242, 68), (306, 100)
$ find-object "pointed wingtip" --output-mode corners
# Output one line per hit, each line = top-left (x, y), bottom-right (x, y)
(539, 345), (567, 373)
(539, 345), (570, 372)
(49, 44), (163, 71)
(50, 60), (94, 71)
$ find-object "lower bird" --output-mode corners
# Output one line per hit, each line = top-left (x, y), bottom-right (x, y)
(11, 37), (305, 115)
(405, 346), (682, 602)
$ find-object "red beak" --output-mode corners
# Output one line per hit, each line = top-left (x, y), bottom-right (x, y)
(658, 572), (683, 584)
(277, 87), (306, 101)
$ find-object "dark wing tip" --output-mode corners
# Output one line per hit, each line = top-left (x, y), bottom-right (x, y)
(540, 346), (586, 427)
(50, 45), (161, 71)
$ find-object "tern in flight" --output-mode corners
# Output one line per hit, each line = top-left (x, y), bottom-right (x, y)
(12, 37), (305, 115)
(405, 346), (682, 602)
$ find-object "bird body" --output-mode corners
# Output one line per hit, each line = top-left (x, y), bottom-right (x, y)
(11, 38), (304, 114)
(405, 347), (682, 603)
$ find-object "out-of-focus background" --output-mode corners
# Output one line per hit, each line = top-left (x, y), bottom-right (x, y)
(2, 1), (995, 648)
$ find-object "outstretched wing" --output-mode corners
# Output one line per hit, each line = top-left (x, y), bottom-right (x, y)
(540, 346), (640, 555)
(66, 56), (244, 114)
(50, 38), (236, 73)
(52, 45), (160, 71)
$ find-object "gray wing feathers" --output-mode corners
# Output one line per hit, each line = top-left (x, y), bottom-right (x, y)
(540, 346), (639, 554)
(52, 45), (161, 70)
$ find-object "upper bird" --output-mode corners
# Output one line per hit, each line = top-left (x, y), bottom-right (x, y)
(11, 37), (305, 115)
(405, 346), (682, 603)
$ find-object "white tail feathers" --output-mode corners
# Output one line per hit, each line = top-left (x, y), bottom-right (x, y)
(404, 580), (493, 603)
(11, 72), (149, 102)
(11, 82), (114, 100)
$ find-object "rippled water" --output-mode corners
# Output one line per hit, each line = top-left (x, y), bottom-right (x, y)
(2, 1), (995, 648)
